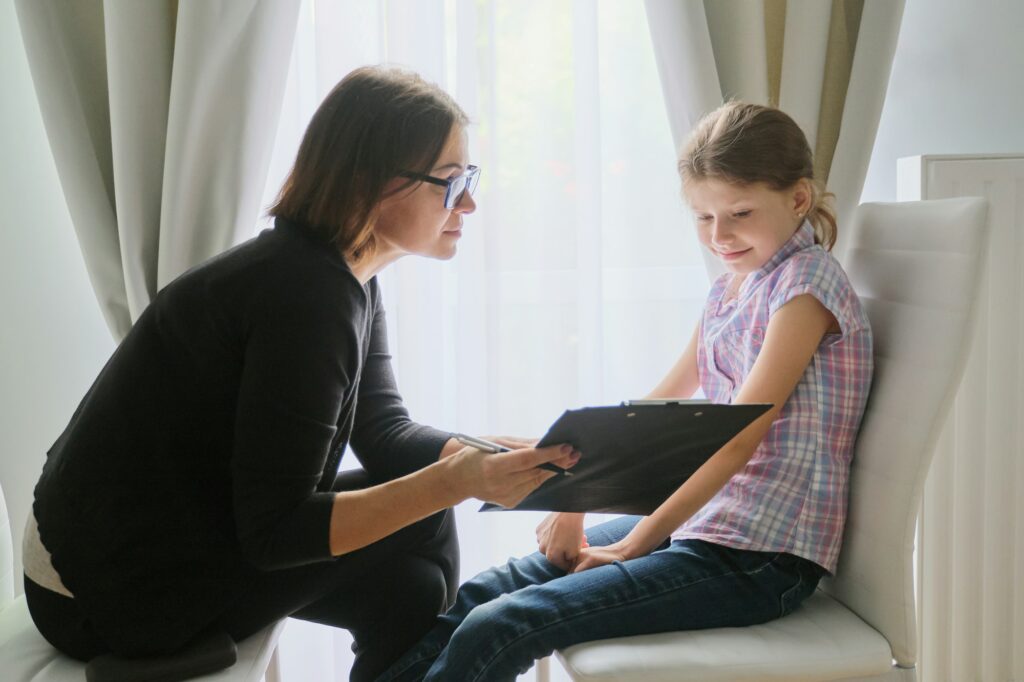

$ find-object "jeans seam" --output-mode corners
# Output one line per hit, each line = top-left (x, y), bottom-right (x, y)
(470, 553), (784, 682)
(381, 643), (445, 681)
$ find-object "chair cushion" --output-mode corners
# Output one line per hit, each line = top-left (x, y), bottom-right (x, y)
(0, 595), (284, 682)
(0, 597), (83, 681)
(556, 591), (893, 681)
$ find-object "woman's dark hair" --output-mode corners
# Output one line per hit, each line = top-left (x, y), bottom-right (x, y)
(678, 101), (838, 251)
(270, 66), (469, 259)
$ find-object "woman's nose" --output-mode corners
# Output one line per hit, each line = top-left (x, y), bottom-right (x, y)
(454, 190), (477, 214)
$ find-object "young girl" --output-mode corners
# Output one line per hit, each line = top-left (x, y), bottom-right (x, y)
(378, 102), (874, 682)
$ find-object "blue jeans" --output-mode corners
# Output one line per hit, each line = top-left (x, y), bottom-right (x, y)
(377, 515), (824, 682)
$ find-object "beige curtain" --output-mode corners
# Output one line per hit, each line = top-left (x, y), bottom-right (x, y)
(14, 0), (301, 339)
(644, 0), (905, 269)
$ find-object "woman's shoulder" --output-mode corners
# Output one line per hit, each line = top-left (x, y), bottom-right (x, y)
(150, 227), (368, 344)
(217, 226), (363, 299)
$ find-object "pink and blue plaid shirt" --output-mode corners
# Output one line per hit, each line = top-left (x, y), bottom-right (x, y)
(672, 222), (873, 573)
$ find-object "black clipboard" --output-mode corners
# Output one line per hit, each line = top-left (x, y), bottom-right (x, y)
(481, 400), (772, 515)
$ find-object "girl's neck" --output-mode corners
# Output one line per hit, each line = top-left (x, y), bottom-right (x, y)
(724, 274), (747, 303)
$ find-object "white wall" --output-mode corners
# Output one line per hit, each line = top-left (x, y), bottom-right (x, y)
(0, 1), (114, 587)
(861, 0), (1024, 203)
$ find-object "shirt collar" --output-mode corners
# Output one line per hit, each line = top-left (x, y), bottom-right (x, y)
(738, 220), (815, 296)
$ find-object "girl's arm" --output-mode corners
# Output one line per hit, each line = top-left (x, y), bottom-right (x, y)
(573, 294), (837, 572)
(537, 323), (702, 569)
(645, 322), (701, 400)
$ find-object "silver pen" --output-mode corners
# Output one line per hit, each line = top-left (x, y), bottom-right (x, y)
(451, 433), (574, 476)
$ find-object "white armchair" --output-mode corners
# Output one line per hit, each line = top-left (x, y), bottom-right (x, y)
(0, 482), (285, 682)
(554, 198), (990, 681)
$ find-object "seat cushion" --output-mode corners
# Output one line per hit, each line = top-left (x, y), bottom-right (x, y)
(0, 597), (83, 681)
(556, 591), (893, 681)
(0, 596), (284, 682)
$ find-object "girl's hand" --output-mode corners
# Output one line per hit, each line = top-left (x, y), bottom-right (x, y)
(571, 542), (630, 573)
(447, 443), (572, 509)
(535, 512), (588, 571)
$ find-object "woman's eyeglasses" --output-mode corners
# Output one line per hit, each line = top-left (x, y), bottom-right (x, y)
(399, 165), (480, 209)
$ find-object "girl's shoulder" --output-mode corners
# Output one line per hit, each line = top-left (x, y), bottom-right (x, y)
(768, 247), (869, 335)
(771, 246), (852, 296)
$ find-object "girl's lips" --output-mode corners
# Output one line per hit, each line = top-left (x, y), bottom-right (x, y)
(718, 248), (751, 260)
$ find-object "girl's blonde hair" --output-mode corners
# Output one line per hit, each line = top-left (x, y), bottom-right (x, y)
(678, 102), (837, 251)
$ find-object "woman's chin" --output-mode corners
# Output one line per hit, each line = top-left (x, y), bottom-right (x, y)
(428, 243), (459, 261)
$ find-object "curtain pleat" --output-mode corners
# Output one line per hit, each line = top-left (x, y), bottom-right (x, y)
(103, 0), (175, 321)
(14, 0), (302, 339)
(644, 0), (723, 150)
(15, 0), (129, 337)
(778, 0), (832, 149)
(704, 0), (770, 104)
(826, 0), (906, 257)
(813, 0), (864, 188)
(763, 0), (786, 106)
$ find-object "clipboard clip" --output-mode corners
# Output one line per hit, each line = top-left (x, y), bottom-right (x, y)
(619, 399), (711, 406)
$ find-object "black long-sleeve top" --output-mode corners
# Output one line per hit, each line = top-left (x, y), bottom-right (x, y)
(32, 217), (450, 653)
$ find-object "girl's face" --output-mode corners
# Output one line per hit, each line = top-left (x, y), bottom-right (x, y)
(685, 178), (810, 275)
(373, 126), (477, 262)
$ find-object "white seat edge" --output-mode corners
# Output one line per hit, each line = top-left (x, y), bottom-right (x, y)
(556, 591), (893, 682)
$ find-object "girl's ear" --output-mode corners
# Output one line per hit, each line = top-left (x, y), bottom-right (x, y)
(791, 179), (812, 217)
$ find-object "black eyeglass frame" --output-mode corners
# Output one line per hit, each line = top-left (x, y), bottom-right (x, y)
(399, 165), (480, 209)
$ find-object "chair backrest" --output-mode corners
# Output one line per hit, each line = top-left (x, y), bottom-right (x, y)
(0, 481), (15, 609)
(821, 198), (988, 667)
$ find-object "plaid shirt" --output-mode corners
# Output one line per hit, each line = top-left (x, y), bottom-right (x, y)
(672, 223), (873, 573)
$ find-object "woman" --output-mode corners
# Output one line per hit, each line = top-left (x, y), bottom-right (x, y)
(23, 66), (574, 681)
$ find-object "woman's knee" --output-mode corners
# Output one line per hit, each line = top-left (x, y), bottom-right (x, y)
(409, 507), (459, 604)
(396, 555), (450, 621)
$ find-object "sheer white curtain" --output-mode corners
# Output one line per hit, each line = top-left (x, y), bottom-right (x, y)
(259, 1), (707, 678)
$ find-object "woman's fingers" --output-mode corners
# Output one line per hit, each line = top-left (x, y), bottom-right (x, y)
(459, 444), (572, 508)
(552, 449), (582, 469)
(496, 444), (574, 473)
(486, 468), (556, 508)
(489, 435), (539, 448)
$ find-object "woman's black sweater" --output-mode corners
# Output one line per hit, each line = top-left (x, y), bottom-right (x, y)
(33, 218), (449, 653)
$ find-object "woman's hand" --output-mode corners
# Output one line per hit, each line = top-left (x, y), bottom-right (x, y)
(447, 443), (576, 509)
(571, 542), (630, 573)
(485, 435), (539, 449)
(485, 436), (580, 473)
(536, 512), (588, 571)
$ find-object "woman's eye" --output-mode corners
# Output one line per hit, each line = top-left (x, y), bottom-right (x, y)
(734, 210), (751, 218)
(695, 215), (712, 222)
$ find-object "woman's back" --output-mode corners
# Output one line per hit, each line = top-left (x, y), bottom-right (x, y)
(33, 221), (370, 653)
